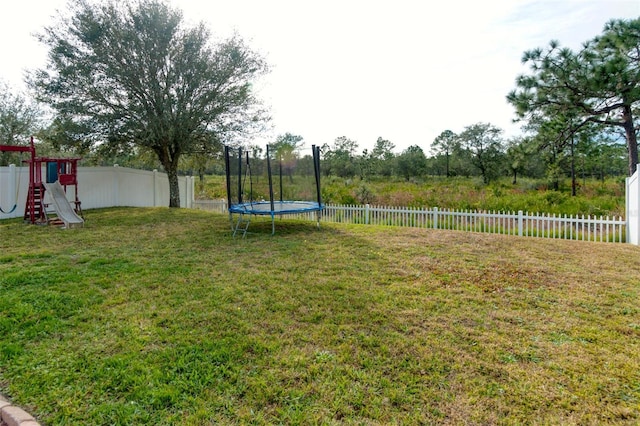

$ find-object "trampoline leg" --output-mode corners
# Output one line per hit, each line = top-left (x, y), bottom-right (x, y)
(232, 214), (240, 238)
(271, 214), (275, 235)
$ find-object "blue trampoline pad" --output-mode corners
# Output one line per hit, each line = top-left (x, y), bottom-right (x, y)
(229, 201), (323, 215)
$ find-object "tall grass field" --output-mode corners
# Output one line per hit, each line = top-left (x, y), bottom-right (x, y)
(199, 175), (626, 217)
(1, 208), (639, 424)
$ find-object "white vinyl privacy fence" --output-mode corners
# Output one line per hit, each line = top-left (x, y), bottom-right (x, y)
(0, 165), (194, 220)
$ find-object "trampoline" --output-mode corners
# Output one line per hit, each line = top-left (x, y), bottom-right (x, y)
(224, 144), (323, 237)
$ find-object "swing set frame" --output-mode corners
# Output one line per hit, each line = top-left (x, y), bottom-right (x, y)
(0, 140), (36, 220)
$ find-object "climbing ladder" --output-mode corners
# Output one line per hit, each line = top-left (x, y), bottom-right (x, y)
(232, 213), (251, 238)
(23, 182), (47, 224)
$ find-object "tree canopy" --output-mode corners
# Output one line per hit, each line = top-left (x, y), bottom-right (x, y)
(361, 137), (396, 178)
(0, 81), (42, 165)
(396, 145), (427, 181)
(458, 123), (504, 184)
(507, 17), (640, 176)
(270, 133), (304, 158)
(322, 136), (359, 178)
(30, 0), (269, 206)
(0, 81), (41, 145)
(430, 130), (458, 177)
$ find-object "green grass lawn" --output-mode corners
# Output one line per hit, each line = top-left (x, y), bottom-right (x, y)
(1, 208), (639, 425)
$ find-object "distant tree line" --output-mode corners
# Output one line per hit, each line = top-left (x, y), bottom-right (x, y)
(318, 124), (627, 191)
(211, 123), (627, 197)
(0, 8), (637, 202)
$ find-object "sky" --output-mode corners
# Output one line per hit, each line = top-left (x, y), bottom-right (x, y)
(1, 0), (638, 154)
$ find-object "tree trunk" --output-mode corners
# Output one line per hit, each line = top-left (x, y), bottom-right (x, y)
(167, 167), (181, 208)
(156, 145), (182, 208)
(479, 163), (489, 184)
(445, 150), (449, 178)
(570, 135), (576, 196)
(622, 104), (639, 176)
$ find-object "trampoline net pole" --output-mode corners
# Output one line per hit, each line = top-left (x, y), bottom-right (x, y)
(224, 146), (234, 231)
(279, 153), (283, 202)
(237, 147), (243, 205)
(246, 151), (253, 203)
(313, 145), (323, 220)
(267, 145), (275, 213)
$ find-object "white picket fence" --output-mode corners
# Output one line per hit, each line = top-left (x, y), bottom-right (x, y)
(325, 204), (626, 242)
(193, 199), (627, 243)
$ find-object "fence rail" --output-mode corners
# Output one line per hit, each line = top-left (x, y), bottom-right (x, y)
(194, 200), (627, 243)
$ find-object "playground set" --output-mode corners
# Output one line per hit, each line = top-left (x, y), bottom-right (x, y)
(0, 137), (84, 228)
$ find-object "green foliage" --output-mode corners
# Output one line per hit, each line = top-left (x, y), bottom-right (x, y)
(0, 81), (42, 165)
(201, 174), (625, 216)
(31, 0), (268, 206)
(507, 17), (640, 176)
(269, 134), (304, 183)
(321, 176), (358, 204)
(355, 183), (375, 204)
(429, 130), (459, 177)
(322, 136), (359, 178)
(270, 133), (304, 156)
(361, 137), (396, 178)
(458, 123), (505, 184)
(396, 145), (427, 181)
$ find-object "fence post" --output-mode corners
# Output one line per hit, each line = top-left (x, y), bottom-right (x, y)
(190, 176), (195, 208)
(182, 175), (191, 208)
(518, 210), (523, 237)
(433, 207), (438, 229)
(365, 203), (370, 225)
(8, 164), (16, 208)
(153, 169), (158, 207)
(626, 164), (640, 244)
(113, 165), (120, 207)
(185, 176), (190, 208)
(626, 173), (630, 243)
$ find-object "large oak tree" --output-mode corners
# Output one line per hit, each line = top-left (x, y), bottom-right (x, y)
(31, 0), (268, 206)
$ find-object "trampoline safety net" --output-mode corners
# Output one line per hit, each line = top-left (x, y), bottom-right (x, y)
(224, 144), (323, 236)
